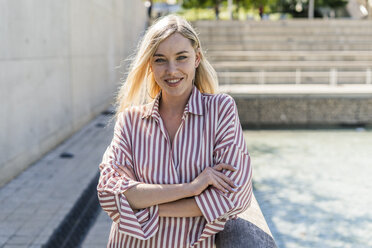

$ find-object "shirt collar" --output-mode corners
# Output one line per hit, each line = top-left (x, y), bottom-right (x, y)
(142, 86), (204, 119)
(187, 86), (204, 116)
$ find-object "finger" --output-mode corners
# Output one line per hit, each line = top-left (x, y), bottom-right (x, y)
(210, 177), (229, 193)
(213, 164), (223, 171)
(212, 170), (237, 188)
(214, 163), (237, 172)
(213, 176), (235, 193)
(222, 164), (237, 172)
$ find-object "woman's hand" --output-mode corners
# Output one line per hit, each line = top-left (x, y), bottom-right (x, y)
(190, 164), (238, 196)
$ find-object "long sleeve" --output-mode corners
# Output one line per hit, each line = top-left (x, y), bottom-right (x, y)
(97, 111), (159, 240)
(193, 95), (253, 245)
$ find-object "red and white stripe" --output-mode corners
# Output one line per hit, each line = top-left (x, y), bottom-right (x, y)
(97, 86), (253, 248)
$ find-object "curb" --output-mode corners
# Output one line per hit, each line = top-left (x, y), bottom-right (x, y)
(43, 172), (101, 248)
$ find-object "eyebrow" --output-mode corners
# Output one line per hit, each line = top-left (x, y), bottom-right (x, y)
(153, 51), (189, 57)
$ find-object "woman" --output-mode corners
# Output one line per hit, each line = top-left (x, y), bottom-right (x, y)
(97, 15), (252, 248)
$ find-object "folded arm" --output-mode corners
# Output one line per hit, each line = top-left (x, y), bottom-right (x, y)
(158, 197), (203, 217)
(123, 182), (194, 209)
(117, 160), (238, 215)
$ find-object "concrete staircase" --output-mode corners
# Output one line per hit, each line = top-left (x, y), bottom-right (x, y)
(193, 20), (372, 127)
(194, 20), (372, 85)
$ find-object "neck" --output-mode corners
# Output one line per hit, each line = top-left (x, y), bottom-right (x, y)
(160, 89), (192, 116)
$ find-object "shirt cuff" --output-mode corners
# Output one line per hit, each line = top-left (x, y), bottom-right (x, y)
(194, 187), (235, 224)
(117, 193), (160, 240)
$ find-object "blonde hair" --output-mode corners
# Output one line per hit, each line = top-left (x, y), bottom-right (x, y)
(115, 14), (218, 118)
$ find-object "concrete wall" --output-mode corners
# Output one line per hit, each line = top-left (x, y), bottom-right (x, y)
(234, 96), (372, 128)
(0, 0), (146, 186)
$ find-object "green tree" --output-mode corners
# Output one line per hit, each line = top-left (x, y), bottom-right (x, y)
(316, 0), (348, 8)
(235, 0), (272, 19)
(182, 0), (210, 9)
(182, 0), (223, 19)
(272, 0), (348, 16)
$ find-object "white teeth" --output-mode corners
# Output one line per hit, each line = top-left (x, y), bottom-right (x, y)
(167, 79), (181, 83)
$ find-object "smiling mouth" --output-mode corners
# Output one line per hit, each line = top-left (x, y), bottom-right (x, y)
(165, 78), (183, 84)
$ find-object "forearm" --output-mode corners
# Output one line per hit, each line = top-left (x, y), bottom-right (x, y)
(123, 182), (195, 209)
(158, 197), (203, 217)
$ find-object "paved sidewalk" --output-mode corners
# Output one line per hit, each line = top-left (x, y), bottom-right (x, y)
(81, 210), (111, 248)
(0, 112), (115, 248)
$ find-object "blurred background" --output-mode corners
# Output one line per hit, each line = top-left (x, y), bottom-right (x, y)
(1, 0), (372, 247)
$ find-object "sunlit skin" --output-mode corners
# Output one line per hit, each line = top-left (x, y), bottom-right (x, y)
(150, 33), (201, 145)
(150, 32), (200, 99)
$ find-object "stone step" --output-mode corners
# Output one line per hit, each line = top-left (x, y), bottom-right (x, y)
(212, 61), (372, 72)
(204, 43), (372, 51)
(197, 28), (372, 35)
(193, 20), (372, 27)
(217, 71), (370, 84)
(200, 35), (372, 43)
(196, 26), (372, 33)
(219, 84), (372, 96)
(206, 51), (372, 62)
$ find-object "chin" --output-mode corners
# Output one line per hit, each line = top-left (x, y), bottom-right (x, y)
(161, 83), (192, 96)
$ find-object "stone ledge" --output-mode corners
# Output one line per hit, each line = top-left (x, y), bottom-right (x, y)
(220, 84), (372, 98)
(216, 194), (277, 248)
(221, 85), (372, 127)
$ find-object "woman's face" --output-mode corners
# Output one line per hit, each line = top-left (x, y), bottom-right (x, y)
(150, 32), (201, 100)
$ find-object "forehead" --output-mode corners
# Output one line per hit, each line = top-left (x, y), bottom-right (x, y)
(155, 33), (194, 55)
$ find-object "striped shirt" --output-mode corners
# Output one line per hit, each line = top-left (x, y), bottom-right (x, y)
(97, 86), (253, 248)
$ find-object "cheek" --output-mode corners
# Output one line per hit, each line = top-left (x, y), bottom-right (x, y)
(179, 62), (195, 74)
(151, 66), (163, 79)
(185, 64), (196, 77)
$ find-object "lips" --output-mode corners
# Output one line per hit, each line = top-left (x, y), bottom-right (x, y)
(164, 77), (183, 87)
(165, 78), (183, 84)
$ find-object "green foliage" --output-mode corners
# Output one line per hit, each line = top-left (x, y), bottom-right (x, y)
(182, 0), (212, 9)
(177, 7), (216, 20)
(316, 0), (348, 8)
(272, 0), (348, 15)
(182, 0), (347, 18)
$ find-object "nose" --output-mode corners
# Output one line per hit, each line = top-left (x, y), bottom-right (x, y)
(166, 61), (177, 75)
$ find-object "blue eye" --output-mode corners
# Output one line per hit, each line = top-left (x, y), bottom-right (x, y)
(177, 56), (187, 60)
(154, 58), (165, 63)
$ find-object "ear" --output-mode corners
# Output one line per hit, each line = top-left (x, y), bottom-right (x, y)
(195, 48), (201, 68)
